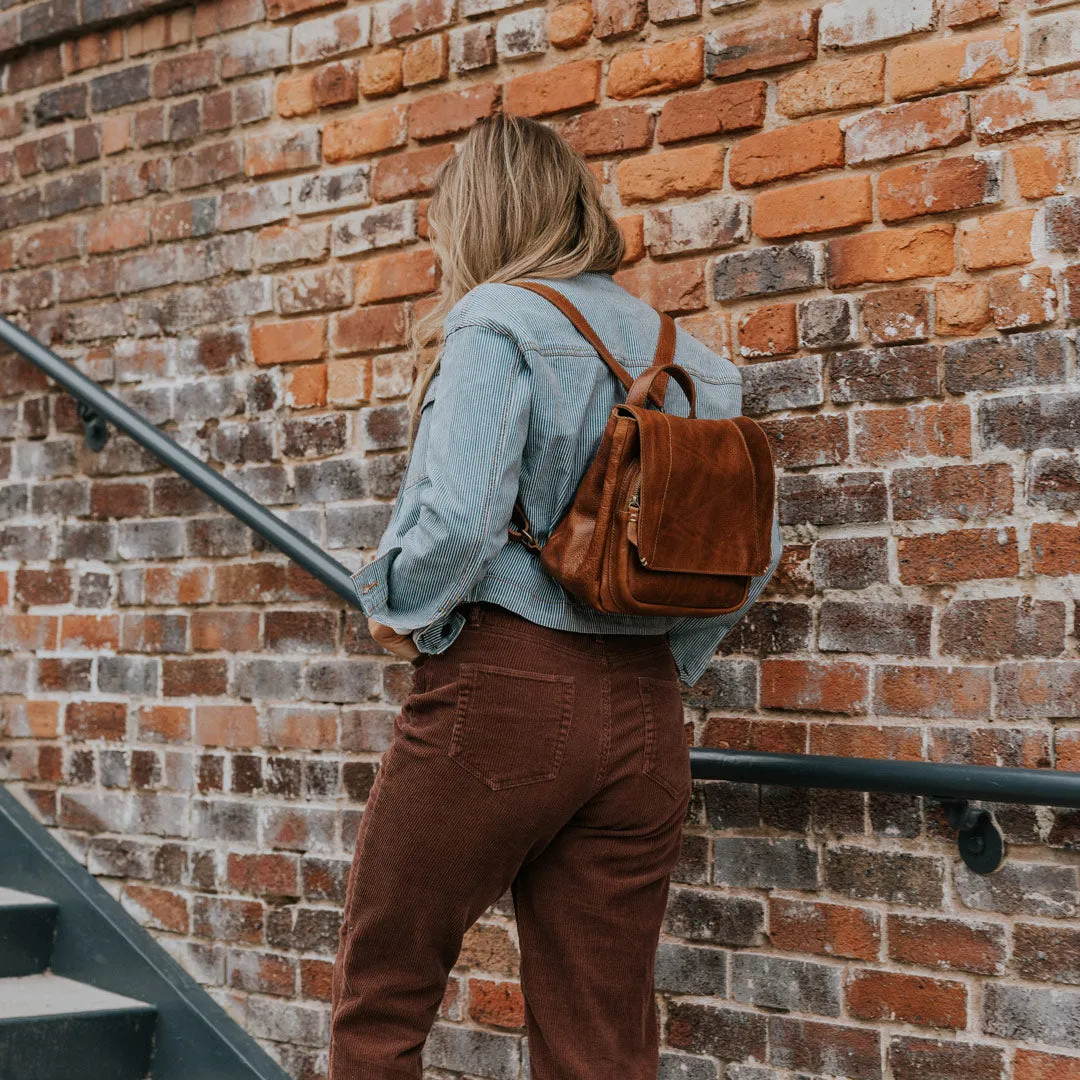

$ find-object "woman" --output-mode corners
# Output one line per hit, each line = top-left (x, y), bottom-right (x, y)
(330, 114), (782, 1080)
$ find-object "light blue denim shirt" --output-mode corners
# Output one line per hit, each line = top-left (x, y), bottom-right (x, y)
(351, 270), (782, 687)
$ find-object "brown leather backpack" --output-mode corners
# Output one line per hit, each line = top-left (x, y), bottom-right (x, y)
(505, 280), (775, 617)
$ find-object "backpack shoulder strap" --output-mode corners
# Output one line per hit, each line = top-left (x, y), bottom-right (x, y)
(507, 279), (676, 406)
(504, 278), (678, 551)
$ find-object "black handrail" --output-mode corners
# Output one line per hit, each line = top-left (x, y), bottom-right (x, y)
(6, 314), (1080, 873)
(0, 316), (359, 607)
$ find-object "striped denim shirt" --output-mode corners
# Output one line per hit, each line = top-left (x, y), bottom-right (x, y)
(351, 270), (782, 687)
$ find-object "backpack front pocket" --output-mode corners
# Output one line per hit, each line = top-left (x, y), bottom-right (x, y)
(449, 663), (574, 790)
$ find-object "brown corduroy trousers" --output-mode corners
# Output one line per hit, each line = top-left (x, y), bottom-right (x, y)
(328, 601), (693, 1080)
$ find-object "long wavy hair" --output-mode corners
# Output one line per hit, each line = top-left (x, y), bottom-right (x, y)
(405, 112), (625, 447)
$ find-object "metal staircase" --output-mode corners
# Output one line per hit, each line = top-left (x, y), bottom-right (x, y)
(0, 786), (291, 1080)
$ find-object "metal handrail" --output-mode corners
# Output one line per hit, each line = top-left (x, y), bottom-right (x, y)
(0, 316), (360, 607)
(6, 315), (1080, 872)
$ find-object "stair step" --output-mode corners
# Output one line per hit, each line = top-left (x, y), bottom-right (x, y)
(0, 973), (156, 1080)
(0, 887), (58, 977)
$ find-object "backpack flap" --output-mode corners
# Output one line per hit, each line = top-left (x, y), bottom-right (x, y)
(630, 408), (775, 578)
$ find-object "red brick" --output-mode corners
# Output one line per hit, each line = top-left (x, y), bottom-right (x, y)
(736, 303), (797, 360)
(124, 885), (189, 933)
(657, 80), (765, 144)
(138, 705), (191, 742)
(888, 914), (1005, 975)
(827, 225), (955, 288)
(332, 302), (409, 354)
(845, 94), (970, 166)
(761, 659), (869, 714)
(898, 528), (1019, 585)
(558, 105), (653, 157)
(372, 143), (454, 201)
(613, 258), (706, 314)
(60, 614), (120, 650)
(960, 208), (1035, 270)
(811, 724), (924, 760)
(935, 281), (990, 336)
(245, 130), (319, 177)
(615, 144), (725, 204)
(354, 248), (438, 303)
(1013, 141), (1070, 200)
(988, 265), (1056, 330)
(760, 415), (849, 469)
(409, 83), (498, 140)
(66, 701), (126, 741)
(360, 49), (404, 97)
(769, 899), (881, 961)
(879, 155), (1001, 223)
(227, 852), (300, 897)
(705, 8), (817, 81)
(16, 568), (71, 605)
(845, 970), (967, 1030)
(163, 658), (228, 697)
(874, 665), (993, 720)
(549, 2), (592, 48)
(891, 463), (1013, 522)
(889, 29), (1019, 102)
(504, 58), (602, 118)
(753, 175), (871, 240)
(401, 33), (447, 86)
(468, 978), (525, 1028)
(1016, 1050), (1080, 1080)
(607, 38), (702, 99)
(324, 105), (407, 163)
(729, 118), (843, 189)
(777, 54), (884, 118)
(195, 705), (259, 748)
(1032, 523), (1080, 577)
(191, 610), (261, 652)
(252, 318), (327, 366)
(942, 0), (1000, 26)
(192, 896), (263, 945)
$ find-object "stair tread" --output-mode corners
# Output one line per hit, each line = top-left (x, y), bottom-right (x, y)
(0, 973), (154, 1020)
(0, 887), (56, 908)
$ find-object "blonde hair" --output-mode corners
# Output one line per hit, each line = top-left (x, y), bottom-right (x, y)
(405, 113), (625, 446)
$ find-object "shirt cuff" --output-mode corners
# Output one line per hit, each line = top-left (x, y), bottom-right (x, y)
(414, 609), (467, 654)
(350, 548), (394, 622)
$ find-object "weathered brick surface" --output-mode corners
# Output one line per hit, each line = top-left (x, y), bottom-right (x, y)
(4, 0), (1080, 1076)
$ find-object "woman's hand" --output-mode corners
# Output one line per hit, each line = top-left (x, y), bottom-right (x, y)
(368, 617), (421, 661)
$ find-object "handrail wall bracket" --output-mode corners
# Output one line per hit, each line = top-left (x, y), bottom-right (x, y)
(75, 399), (109, 452)
(939, 800), (1006, 875)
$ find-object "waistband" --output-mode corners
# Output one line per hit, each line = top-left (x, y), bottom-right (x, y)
(460, 601), (671, 656)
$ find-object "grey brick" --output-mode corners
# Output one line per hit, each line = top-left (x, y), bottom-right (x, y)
(980, 391), (1080, 451)
(234, 659), (303, 701)
(304, 660), (381, 704)
(945, 331), (1070, 394)
(742, 355), (824, 415)
(984, 983), (1080, 1049)
(655, 942), (727, 996)
(798, 295), (856, 349)
(423, 1021), (521, 1079)
(684, 658), (757, 710)
(98, 656), (159, 696)
(665, 887), (765, 946)
(713, 838), (819, 890)
(713, 242), (822, 301)
(955, 860), (1078, 917)
(117, 520), (184, 560)
(731, 953), (842, 1016)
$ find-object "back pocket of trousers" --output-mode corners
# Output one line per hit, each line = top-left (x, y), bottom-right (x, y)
(638, 676), (690, 799)
(449, 663), (574, 790)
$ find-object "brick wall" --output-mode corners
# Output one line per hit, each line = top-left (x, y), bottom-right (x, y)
(3, 0), (1080, 1074)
